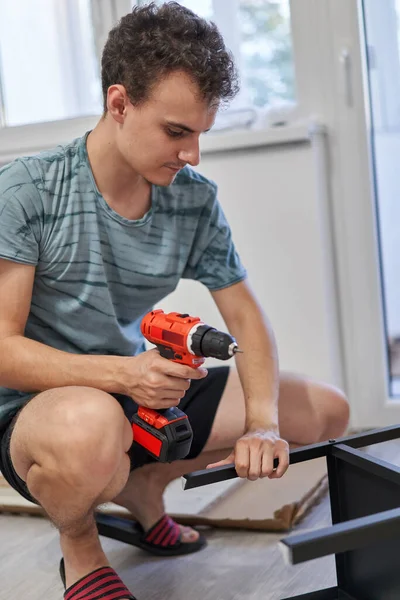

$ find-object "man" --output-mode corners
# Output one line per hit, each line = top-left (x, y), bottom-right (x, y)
(0, 2), (349, 599)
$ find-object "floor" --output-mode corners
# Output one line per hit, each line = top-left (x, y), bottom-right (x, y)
(0, 494), (335, 600)
(3, 438), (400, 599)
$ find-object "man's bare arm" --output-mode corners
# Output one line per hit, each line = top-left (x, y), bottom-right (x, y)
(0, 258), (123, 393)
(211, 279), (280, 431)
(208, 279), (290, 480)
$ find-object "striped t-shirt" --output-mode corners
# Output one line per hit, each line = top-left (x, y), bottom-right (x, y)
(0, 132), (247, 427)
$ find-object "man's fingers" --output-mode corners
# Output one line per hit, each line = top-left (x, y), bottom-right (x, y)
(269, 448), (290, 479)
(164, 361), (208, 380)
(206, 454), (234, 469)
(160, 388), (188, 399)
(193, 367), (208, 379)
(246, 441), (267, 480)
(234, 441), (250, 478)
(275, 449), (290, 477)
(260, 445), (275, 478)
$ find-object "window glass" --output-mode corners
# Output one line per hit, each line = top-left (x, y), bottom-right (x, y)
(177, 0), (296, 110)
(239, 0), (295, 108)
(0, 0), (102, 127)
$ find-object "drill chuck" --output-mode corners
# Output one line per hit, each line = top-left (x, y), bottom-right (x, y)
(190, 324), (240, 360)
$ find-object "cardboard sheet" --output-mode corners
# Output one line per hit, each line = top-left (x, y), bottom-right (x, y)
(0, 457), (328, 532)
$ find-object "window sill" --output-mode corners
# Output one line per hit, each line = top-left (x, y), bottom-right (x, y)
(200, 122), (315, 154)
(0, 116), (321, 165)
(0, 116), (99, 164)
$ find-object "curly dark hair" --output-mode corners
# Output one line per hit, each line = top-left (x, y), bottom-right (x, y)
(101, 1), (239, 112)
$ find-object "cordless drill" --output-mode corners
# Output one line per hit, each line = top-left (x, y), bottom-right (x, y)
(131, 309), (242, 462)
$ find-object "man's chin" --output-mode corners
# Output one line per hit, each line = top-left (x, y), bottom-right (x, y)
(145, 169), (178, 187)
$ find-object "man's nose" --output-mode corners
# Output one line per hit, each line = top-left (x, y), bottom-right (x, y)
(178, 141), (200, 167)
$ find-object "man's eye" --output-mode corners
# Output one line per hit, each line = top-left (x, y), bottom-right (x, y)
(167, 129), (184, 138)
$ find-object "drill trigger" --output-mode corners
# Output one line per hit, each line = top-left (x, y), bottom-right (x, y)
(157, 344), (175, 360)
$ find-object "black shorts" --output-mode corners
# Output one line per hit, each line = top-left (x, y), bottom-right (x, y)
(0, 366), (230, 506)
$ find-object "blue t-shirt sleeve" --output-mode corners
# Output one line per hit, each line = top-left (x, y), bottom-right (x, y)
(0, 160), (43, 265)
(182, 182), (247, 290)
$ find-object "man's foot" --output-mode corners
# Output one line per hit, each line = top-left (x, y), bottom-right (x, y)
(60, 559), (136, 599)
(112, 463), (200, 544)
(61, 541), (110, 589)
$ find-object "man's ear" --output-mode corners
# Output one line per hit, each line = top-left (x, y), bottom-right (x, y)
(107, 85), (129, 124)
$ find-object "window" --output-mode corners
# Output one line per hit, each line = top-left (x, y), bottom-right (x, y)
(0, 0), (295, 129)
(237, 0), (295, 109)
(150, 0), (296, 128)
(0, 0), (102, 127)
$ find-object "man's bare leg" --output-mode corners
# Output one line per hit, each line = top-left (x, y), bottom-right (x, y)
(9, 387), (133, 590)
(113, 369), (350, 540)
(112, 448), (229, 542)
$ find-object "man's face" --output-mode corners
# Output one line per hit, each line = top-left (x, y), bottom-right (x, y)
(112, 71), (218, 186)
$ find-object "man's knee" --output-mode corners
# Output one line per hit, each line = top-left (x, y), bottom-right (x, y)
(10, 386), (133, 486)
(319, 384), (350, 441)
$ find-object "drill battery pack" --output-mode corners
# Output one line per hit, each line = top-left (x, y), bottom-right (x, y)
(132, 406), (193, 462)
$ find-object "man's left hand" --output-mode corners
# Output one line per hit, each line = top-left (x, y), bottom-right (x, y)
(206, 429), (290, 480)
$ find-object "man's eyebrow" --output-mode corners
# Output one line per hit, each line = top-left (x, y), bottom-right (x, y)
(165, 121), (211, 133)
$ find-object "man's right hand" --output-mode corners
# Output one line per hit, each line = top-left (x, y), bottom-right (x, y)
(118, 348), (208, 409)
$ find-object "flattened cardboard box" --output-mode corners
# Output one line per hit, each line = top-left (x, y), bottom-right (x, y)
(0, 457), (328, 532)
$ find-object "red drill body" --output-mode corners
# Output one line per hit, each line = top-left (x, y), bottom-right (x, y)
(132, 310), (241, 462)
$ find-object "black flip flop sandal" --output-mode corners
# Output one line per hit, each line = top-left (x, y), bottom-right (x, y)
(119, 514), (207, 557)
(60, 558), (136, 599)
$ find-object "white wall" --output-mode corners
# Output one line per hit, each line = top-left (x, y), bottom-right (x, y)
(157, 131), (344, 389)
